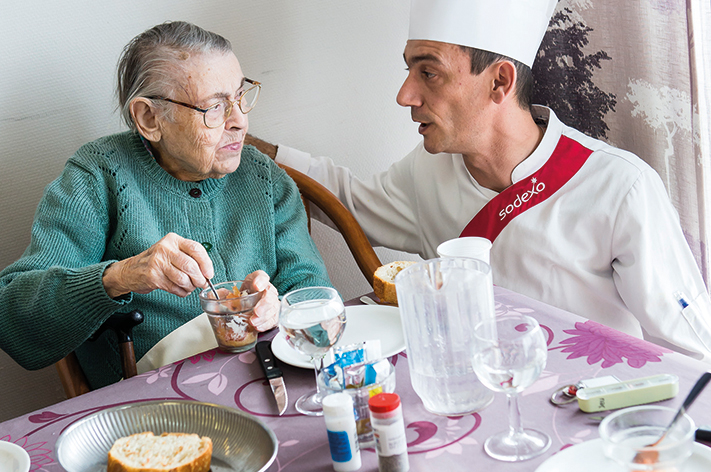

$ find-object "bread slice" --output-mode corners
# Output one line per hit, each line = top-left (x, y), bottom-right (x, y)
(107, 432), (212, 472)
(373, 261), (416, 305)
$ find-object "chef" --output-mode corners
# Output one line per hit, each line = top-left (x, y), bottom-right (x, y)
(256, 0), (711, 360)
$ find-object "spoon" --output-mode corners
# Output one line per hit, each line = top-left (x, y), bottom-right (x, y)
(633, 371), (711, 464)
(359, 296), (379, 306)
(206, 278), (220, 299)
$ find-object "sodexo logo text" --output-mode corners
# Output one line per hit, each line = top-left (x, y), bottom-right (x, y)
(498, 178), (546, 221)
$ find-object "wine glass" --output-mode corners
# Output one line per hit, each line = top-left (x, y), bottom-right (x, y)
(280, 286), (346, 416)
(472, 313), (551, 461)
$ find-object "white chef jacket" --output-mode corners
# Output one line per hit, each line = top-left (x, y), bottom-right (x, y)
(276, 106), (711, 361)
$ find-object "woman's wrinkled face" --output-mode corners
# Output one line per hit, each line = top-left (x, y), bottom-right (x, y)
(153, 51), (249, 181)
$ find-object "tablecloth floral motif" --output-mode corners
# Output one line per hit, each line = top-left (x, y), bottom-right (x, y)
(0, 436), (53, 471)
(3, 287), (708, 472)
(410, 416), (482, 459)
(554, 320), (672, 368)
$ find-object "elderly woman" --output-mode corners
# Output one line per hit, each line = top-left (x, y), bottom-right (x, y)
(0, 21), (332, 389)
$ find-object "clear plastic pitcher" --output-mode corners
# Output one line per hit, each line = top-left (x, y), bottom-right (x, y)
(395, 258), (495, 416)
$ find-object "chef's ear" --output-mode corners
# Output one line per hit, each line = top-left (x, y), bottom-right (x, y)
(490, 61), (517, 105)
(131, 98), (162, 142)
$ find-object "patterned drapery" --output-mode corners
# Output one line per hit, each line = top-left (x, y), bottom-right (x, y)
(533, 0), (711, 285)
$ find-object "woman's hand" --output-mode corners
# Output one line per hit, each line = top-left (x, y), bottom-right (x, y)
(102, 232), (213, 298)
(242, 270), (279, 331)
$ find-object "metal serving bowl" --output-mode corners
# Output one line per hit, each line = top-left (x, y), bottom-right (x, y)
(55, 400), (278, 472)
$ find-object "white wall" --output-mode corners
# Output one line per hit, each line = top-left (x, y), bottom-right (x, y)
(0, 0), (420, 421)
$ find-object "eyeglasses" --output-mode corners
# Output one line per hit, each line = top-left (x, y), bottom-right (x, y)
(149, 78), (261, 128)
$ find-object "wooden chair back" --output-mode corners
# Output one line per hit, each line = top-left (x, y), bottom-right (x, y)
(278, 164), (382, 288)
(55, 310), (143, 399)
(55, 352), (91, 398)
(243, 134), (382, 285)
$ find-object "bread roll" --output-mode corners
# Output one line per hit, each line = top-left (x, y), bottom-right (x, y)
(373, 261), (416, 305)
(107, 432), (212, 472)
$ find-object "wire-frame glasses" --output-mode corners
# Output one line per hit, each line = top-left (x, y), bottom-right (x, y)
(149, 78), (261, 128)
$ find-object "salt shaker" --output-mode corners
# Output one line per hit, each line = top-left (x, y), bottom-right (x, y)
(323, 392), (362, 471)
(369, 393), (410, 472)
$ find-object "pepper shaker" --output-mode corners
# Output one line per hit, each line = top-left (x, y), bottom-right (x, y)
(369, 393), (409, 472)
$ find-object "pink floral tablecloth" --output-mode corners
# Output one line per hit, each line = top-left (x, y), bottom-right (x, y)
(2, 286), (711, 471)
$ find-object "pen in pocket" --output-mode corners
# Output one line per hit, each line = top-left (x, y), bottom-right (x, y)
(696, 425), (711, 443)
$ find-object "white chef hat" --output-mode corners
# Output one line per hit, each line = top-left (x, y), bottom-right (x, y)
(408, 0), (557, 68)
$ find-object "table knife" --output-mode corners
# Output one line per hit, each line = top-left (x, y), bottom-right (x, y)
(256, 340), (288, 415)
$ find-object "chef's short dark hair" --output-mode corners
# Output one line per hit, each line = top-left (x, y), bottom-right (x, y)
(459, 46), (533, 111)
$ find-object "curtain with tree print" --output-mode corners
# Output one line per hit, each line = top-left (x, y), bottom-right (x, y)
(533, 0), (711, 286)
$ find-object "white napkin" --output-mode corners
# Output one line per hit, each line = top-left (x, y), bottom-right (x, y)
(136, 313), (218, 374)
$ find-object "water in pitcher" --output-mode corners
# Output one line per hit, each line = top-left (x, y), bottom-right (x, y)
(411, 367), (493, 416)
(395, 258), (496, 416)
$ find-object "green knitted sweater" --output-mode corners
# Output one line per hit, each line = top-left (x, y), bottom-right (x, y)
(0, 131), (332, 388)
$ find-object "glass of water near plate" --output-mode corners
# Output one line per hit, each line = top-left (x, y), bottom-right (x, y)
(599, 405), (695, 472)
(472, 313), (551, 462)
(279, 286), (346, 416)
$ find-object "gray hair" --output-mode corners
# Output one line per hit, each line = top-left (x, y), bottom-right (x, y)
(116, 21), (233, 129)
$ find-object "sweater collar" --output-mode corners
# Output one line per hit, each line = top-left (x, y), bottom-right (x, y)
(132, 133), (226, 198)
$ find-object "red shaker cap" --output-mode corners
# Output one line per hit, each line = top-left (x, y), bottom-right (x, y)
(368, 393), (401, 413)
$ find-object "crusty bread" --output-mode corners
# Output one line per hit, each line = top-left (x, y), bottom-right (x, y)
(373, 261), (416, 305)
(107, 432), (212, 472)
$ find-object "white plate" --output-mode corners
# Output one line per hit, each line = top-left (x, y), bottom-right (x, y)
(535, 438), (711, 472)
(272, 305), (405, 369)
(0, 441), (30, 472)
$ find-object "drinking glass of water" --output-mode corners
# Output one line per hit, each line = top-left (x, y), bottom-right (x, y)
(472, 313), (551, 461)
(280, 286), (346, 416)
